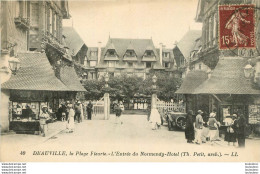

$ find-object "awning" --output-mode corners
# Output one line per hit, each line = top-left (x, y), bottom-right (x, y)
(175, 70), (208, 94)
(1, 52), (70, 91)
(60, 66), (86, 92)
(193, 57), (260, 95)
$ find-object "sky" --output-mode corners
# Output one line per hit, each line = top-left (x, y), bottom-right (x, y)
(63, 0), (202, 48)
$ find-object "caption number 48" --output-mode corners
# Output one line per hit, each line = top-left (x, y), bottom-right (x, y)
(20, 151), (26, 155)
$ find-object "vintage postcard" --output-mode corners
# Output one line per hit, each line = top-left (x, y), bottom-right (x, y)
(0, 0), (260, 162)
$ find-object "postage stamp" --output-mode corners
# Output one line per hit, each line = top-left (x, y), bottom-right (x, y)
(219, 4), (256, 50)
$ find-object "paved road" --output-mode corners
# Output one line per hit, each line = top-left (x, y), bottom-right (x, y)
(1, 114), (260, 162)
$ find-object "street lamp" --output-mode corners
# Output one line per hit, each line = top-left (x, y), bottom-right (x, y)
(104, 73), (109, 88)
(244, 59), (254, 79)
(8, 56), (21, 75)
(152, 74), (157, 90)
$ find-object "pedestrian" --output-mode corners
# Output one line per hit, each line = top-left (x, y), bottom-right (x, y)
(61, 103), (66, 122)
(87, 101), (93, 120)
(208, 112), (220, 145)
(119, 101), (125, 111)
(114, 103), (123, 124)
(80, 102), (84, 122)
(67, 104), (75, 133)
(74, 101), (81, 123)
(147, 104), (151, 121)
(224, 114), (237, 146)
(185, 110), (195, 143)
(194, 110), (204, 144)
(149, 105), (161, 130)
(39, 105), (50, 137)
(234, 114), (246, 148)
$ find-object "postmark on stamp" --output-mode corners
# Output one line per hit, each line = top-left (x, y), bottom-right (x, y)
(219, 4), (255, 50)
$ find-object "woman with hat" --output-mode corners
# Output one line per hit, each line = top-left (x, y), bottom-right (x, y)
(207, 112), (220, 145)
(40, 105), (50, 137)
(67, 103), (75, 133)
(149, 105), (161, 130)
(224, 114), (237, 146)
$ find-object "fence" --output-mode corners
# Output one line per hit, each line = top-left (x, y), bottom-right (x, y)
(93, 97), (105, 120)
(156, 98), (186, 116)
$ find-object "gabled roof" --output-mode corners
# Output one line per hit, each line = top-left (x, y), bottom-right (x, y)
(101, 38), (159, 60)
(175, 70), (208, 94)
(193, 57), (260, 94)
(86, 47), (98, 61)
(175, 30), (201, 60)
(1, 53), (70, 91)
(63, 27), (86, 56)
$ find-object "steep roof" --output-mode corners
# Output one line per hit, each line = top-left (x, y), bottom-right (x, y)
(194, 57), (260, 94)
(1, 53), (70, 91)
(175, 70), (208, 94)
(86, 47), (98, 61)
(101, 38), (159, 59)
(175, 30), (201, 59)
(60, 66), (86, 92)
(63, 27), (86, 56)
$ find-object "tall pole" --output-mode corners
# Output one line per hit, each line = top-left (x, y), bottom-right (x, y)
(151, 75), (157, 109)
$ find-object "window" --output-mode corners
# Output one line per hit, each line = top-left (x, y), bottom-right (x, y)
(199, 64), (202, 70)
(128, 62), (133, 67)
(91, 51), (97, 56)
(90, 61), (96, 67)
(146, 51), (152, 56)
(108, 50), (115, 56)
(164, 62), (170, 68)
(108, 61), (116, 67)
(146, 62), (152, 68)
(91, 72), (95, 79)
(163, 53), (169, 58)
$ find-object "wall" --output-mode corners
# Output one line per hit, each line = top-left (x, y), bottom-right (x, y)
(0, 89), (10, 132)
(1, 1), (28, 53)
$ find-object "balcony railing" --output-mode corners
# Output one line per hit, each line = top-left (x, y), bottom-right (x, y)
(42, 32), (66, 54)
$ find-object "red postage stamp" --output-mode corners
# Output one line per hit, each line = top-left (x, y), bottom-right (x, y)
(219, 4), (255, 50)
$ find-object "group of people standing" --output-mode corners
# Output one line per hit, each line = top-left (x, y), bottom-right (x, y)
(56, 101), (93, 133)
(185, 109), (247, 148)
(224, 114), (247, 147)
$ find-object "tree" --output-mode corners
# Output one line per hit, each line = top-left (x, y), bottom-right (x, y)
(82, 72), (182, 102)
(82, 79), (104, 101)
(139, 72), (182, 102)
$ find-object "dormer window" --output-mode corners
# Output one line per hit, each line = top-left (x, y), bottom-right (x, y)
(163, 52), (169, 58)
(90, 51), (97, 56)
(108, 50), (115, 56)
(125, 50), (136, 57)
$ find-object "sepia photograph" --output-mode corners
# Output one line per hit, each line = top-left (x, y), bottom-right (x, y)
(0, 0), (260, 163)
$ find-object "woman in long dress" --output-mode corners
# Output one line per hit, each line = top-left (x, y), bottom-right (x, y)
(208, 113), (219, 145)
(149, 106), (161, 130)
(224, 114), (237, 146)
(185, 110), (195, 143)
(67, 104), (75, 133)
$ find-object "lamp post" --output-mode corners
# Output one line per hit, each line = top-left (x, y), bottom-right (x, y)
(244, 59), (254, 80)
(104, 72), (110, 120)
(8, 56), (21, 75)
(151, 74), (157, 109)
(104, 72), (109, 88)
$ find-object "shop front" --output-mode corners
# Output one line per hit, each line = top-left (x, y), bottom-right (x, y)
(193, 57), (260, 135)
(1, 52), (84, 133)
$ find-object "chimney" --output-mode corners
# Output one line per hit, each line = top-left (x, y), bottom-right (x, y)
(159, 43), (163, 66)
(97, 41), (102, 64)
